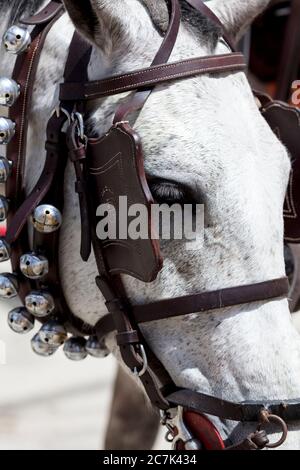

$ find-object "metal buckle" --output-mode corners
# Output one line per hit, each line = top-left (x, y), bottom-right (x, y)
(132, 344), (148, 377)
(160, 407), (202, 450)
(51, 106), (71, 125)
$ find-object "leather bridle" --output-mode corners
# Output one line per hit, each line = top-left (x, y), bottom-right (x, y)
(2, 0), (300, 450)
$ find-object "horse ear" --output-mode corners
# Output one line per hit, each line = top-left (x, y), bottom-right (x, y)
(207, 0), (271, 42)
(62, 0), (99, 44)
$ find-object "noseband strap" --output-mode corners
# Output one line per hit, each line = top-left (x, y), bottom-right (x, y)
(167, 388), (300, 422)
(132, 277), (289, 323)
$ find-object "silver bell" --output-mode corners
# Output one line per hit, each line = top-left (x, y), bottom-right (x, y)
(86, 335), (110, 358)
(0, 273), (18, 298)
(20, 253), (49, 279)
(0, 238), (11, 262)
(31, 333), (58, 357)
(8, 307), (34, 334)
(0, 157), (12, 182)
(32, 204), (62, 234)
(39, 320), (67, 347)
(0, 196), (8, 221)
(0, 77), (20, 106)
(63, 337), (87, 361)
(0, 117), (16, 144)
(3, 25), (31, 54)
(25, 291), (55, 317)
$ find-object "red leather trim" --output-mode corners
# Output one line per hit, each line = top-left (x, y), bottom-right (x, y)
(183, 411), (225, 450)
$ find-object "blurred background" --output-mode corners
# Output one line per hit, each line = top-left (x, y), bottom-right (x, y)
(0, 260), (116, 450)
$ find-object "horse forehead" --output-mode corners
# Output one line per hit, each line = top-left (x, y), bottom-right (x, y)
(138, 81), (288, 178)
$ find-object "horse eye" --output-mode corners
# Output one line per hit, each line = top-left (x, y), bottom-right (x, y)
(149, 179), (194, 205)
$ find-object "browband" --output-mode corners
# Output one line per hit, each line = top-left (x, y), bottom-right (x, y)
(60, 53), (246, 101)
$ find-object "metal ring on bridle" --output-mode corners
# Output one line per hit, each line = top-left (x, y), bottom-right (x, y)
(72, 112), (85, 140)
(132, 344), (148, 377)
(257, 411), (288, 449)
(165, 430), (175, 443)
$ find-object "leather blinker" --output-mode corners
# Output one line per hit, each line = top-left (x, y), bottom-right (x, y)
(87, 122), (163, 283)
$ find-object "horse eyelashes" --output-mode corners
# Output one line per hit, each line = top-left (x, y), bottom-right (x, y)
(149, 180), (189, 205)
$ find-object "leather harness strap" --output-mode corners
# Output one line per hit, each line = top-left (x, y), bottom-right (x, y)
(6, 2), (65, 306)
(167, 388), (300, 422)
(113, 0), (182, 124)
(5, 4), (96, 336)
(60, 53), (246, 102)
(20, 0), (64, 25)
(132, 277), (289, 323)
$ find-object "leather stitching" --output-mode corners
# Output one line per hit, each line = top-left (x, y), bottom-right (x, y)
(85, 62), (245, 98)
(16, 34), (42, 195)
(86, 53), (244, 87)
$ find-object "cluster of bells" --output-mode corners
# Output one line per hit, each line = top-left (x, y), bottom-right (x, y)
(0, 25), (109, 361)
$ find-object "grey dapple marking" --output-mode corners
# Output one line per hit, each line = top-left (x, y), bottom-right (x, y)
(1, 0), (300, 449)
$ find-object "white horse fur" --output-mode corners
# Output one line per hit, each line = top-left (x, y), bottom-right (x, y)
(1, 0), (300, 448)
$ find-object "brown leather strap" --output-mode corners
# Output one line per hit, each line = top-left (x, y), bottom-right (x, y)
(184, 0), (235, 50)
(225, 431), (269, 450)
(21, 0), (64, 25)
(60, 53), (246, 102)
(95, 314), (115, 343)
(132, 277), (289, 323)
(4, 3), (91, 339)
(5, 4), (65, 305)
(96, 276), (171, 410)
(66, 120), (91, 261)
(6, 113), (66, 245)
(167, 388), (300, 422)
(30, 32), (93, 334)
(63, 32), (92, 85)
(113, 0), (181, 123)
